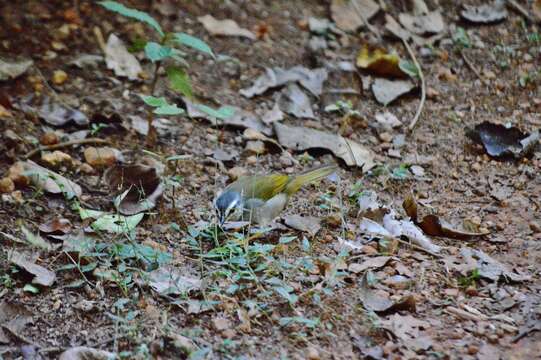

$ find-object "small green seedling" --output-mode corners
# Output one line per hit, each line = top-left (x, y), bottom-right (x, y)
(98, 1), (232, 122)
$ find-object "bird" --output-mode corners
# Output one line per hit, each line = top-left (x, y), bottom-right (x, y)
(214, 164), (338, 226)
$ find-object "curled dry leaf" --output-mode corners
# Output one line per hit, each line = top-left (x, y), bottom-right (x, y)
(403, 195), (489, 240)
(20, 160), (82, 199)
(356, 46), (407, 78)
(105, 163), (164, 215)
(380, 314), (433, 351)
(9, 251), (56, 287)
(274, 123), (375, 169)
(198, 14), (256, 40)
(35, 96), (89, 127)
(330, 0), (379, 32)
(461, 1), (507, 24)
(465, 121), (539, 159)
(348, 256), (392, 274)
(372, 78), (416, 106)
(39, 218), (72, 235)
(58, 346), (115, 360)
(398, 10), (444, 35)
(148, 265), (202, 295)
(278, 83), (315, 119)
(283, 214), (321, 236)
(240, 66), (328, 98)
(105, 34), (142, 80)
(358, 272), (416, 314)
(0, 301), (33, 344)
(69, 54), (103, 69)
(0, 57), (33, 81)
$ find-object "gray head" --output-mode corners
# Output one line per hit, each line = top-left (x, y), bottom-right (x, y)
(215, 190), (242, 225)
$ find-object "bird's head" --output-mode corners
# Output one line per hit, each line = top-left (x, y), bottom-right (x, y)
(214, 190), (243, 225)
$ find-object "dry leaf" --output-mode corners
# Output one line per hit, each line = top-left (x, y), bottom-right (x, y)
(0, 57), (33, 81)
(348, 256), (392, 273)
(105, 162), (164, 215)
(274, 123), (376, 169)
(398, 11), (444, 35)
(9, 251), (56, 287)
(358, 272), (416, 314)
(198, 14), (256, 39)
(283, 214), (321, 236)
(21, 160), (82, 199)
(39, 218), (72, 235)
(372, 78), (415, 105)
(278, 83), (315, 119)
(461, 1), (507, 24)
(330, 0), (379, 32)
(105, 33), (142, 80)
(356, 46), (406, 78)
(148, 265), (202, 295)
(59, 346), (115, 360)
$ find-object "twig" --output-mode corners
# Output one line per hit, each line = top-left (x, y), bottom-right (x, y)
(506, 0), (535, 23)
(24, 138), (111, 159)
(394, 237), (443, 258)
(93, 26), (107, 54)
(403, 38), (426, 131)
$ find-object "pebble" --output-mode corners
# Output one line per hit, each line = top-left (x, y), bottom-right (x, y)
(530, 221), (541, 233)
(379, 132), (393, 143)
(227, 166), (248, 180)
(0, 178), (15, 193)
(83, 147), (121, 167)
(245, 140), (266, 155)
(40, 132), (59, 145)
(41, 150), (73, 167)
(245, 155), (258, 165)
(52, 70), (68, 85)
(467, 344), (479, 355)
(307, 347), (320, 360)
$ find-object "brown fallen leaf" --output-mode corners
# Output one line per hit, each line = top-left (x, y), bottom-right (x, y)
(274, 123), (375, 169)
(372, 78), (416, 106)
(104, 33), (142, 80)
(358, 272), (416, 314)
(39, 218), (72, 235)
(283, 214), (321, 236)
(58, 346), (115, 360)
(348, 256), (392, 274)
(403, 195), (490, 240)
(0, 301), (33, 345)
(198, 14), (256, 40)
(105, 162), (164, 215)
(148, 265), (202, 296)
(9, 251), (56, 287)
(356, 46), (407, 78)
(330, 0), (379, 32)
(20, 160), (82, 199)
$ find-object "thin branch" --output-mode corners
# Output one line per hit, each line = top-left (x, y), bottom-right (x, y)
(460, 50), (487, 85)
(506, 0), (535, 23)
(24, 138), (111, 159)
(403, 38), (426, 131)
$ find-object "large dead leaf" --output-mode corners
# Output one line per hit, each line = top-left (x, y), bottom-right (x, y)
(105, 34), (142, 80)
(105, 162), (164, 215)
(20, 161), (82, 199)
(330, 0), (379, 32)
(403, 195), (490, 240)
(372, 78), (415, 106)
(59, 346), (115, 360)
(356, 46), (406, 78)
(465, 121), (539, 159)
(398, 11), (444, 35)
(278, 83), (315, 119)
(9, 251), (56, 287)
(34, 96), (89, 127)
(274, 123), (375, 169)
(461, 1), (507, 24)
(0, 301), (33, 344)
(198, 14), (256, 39)
(283, 214), (321, 236)
(148, 265), (202, 295)
(358, 273), (416, 314)
(458, 248), (530, 282)
(380, 314), (433, 351)
(0, 57), (33, 81)
(240, 66), (328, 98)
(348, 256), (392, 273)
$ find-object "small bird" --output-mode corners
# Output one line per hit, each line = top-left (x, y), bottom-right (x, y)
(214, 164), (338, 226)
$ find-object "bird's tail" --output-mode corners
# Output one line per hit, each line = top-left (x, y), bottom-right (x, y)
(284, 164), (338, 196)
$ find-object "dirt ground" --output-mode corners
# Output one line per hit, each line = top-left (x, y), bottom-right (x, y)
(0, 0), (540, 359)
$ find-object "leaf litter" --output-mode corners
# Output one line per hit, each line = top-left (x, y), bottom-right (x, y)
(9, 251), (56, 287)
(198, 14), (256, 40)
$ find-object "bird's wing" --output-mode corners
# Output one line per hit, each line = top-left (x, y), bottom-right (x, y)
(228, 174), (290, 201)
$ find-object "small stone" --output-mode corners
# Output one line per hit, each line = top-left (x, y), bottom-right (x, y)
(51, 41), (66, 51)
(426, 86), (440, 99)
(0, 177), (15, 193)
(467, 344), (479, 355)
(227, 166), (247, 181)
(78, 163), (94, 174)
(41, 150), (72, 167)
(471, 162), (482, 172)
(410, 165), (425, 177)
(245, 155), (258, 165)
(483, 70), (496, 80)
(530, 221), (541, 233)
(7, 162), (29, 187)
(40, 132), (59, 145)
(212, 317), (231, 331)
(84, 147), (121, 167)
(52, 70), (68, 85)
(279, 155), (293, 168)
(361, 244), (378, 255)
(387, 149), (401, 159)
(245, 140), (266, 155)
(11, 190), (23, 203)
(307, 346), (320, 360)
(379, 132), (393, 143)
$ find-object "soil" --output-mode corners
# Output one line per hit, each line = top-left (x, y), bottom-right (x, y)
(0, 0), (540, 359)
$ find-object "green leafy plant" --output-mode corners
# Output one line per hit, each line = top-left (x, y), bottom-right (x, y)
(452, 27), (471, 50)
(98, 1), (232, 128)
(458, 268), (480, 288)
